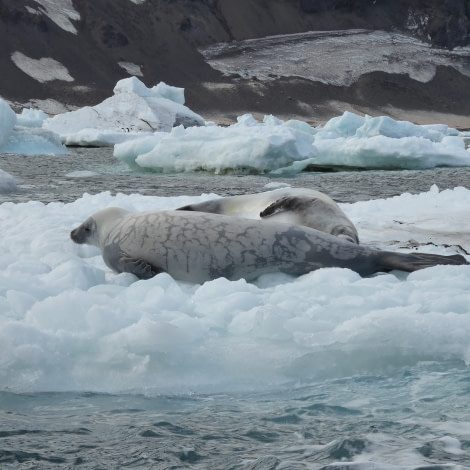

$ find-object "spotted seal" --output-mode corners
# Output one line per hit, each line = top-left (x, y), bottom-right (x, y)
(70, 207), (467, 283)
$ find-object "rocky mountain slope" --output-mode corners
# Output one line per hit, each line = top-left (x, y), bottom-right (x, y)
(1, 0), (470, 125)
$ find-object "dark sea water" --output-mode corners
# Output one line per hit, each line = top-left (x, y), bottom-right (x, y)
(1, 147), (470, 204)
(1, 148), (470, 469)
(1, 364), (470, 469)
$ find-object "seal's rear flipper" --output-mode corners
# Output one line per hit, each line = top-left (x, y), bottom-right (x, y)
(118, 254), (164, 279)
(377, 251), (468, 273)
(260, 196), (310, 218)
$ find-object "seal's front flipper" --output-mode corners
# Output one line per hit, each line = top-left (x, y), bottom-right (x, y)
(176, 203), (195, 211)
(376, 251), (468, 273)
(176, 200), (222, 214)
(260, 196), (310, 218)
(118, 254), (164, 279)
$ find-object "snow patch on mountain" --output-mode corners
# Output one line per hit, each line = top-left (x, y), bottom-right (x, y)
(118, 62), (144, 77)
(32, 0), (80, 34)
(11, 52), (74, 83)
(202, 29), (470, 86)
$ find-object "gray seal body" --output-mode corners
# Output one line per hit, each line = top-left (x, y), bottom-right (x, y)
(70, 207), (467, 283)
(176, 187), (359, 244)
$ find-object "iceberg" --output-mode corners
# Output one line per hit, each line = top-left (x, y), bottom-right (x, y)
(114, 114), (317, 173)
(44, 77), (205, 146)
(115, 111), (470, 174)
(1, 126), (68, 156)
(312, 112), (470, 170)
(0, 99), (67, 155)
(0, 98), (16, 149)
(0, 168), (18, 193)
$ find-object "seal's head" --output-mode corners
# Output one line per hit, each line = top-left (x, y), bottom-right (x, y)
(70, 216), (98, 245)
(70, 207), (129, 247)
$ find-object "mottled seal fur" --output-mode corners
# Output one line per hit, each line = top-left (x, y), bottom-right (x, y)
(70, 207), (467, 283)
(176, 187), (359, 244)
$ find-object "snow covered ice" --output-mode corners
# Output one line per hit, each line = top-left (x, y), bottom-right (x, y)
(1, 186), (469, 394)
(2, 79), (470, 393)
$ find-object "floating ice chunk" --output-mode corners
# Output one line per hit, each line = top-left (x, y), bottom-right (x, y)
(0, 98), (16, 148)
(311, 112), (470, 170)
(1, 127), (68, 156)
(114, 110), (469, 174)
(114, 114), (317, 173)
(0, 99), (67, 155)
(0, 169), (18, 193)
(313, 134), (470, 169)
(45, 77), (204, 146)
(0, 188), (470, 393)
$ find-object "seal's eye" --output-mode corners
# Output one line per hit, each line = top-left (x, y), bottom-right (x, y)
(84, 226), (91, 233)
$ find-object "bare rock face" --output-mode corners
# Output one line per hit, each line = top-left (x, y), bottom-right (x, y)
(1, 0), (470, 123)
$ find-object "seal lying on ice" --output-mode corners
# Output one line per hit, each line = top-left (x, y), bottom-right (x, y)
(70, 207), (467, 283)
(176, 187), (360, 244)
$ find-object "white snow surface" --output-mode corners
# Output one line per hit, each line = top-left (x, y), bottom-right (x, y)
(11, 52), (74, 83)
(115, 111), (470, 173)
(44, 77), (205, 146)
(0, 185), (469, 394)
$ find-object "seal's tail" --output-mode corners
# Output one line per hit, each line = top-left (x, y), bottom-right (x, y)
(376, 251), (468, 273)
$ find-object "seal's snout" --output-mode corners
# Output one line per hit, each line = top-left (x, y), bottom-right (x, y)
(70, 217), (96, 245)
(70, 222), (90, 244)
(70, 226), (82, 244)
